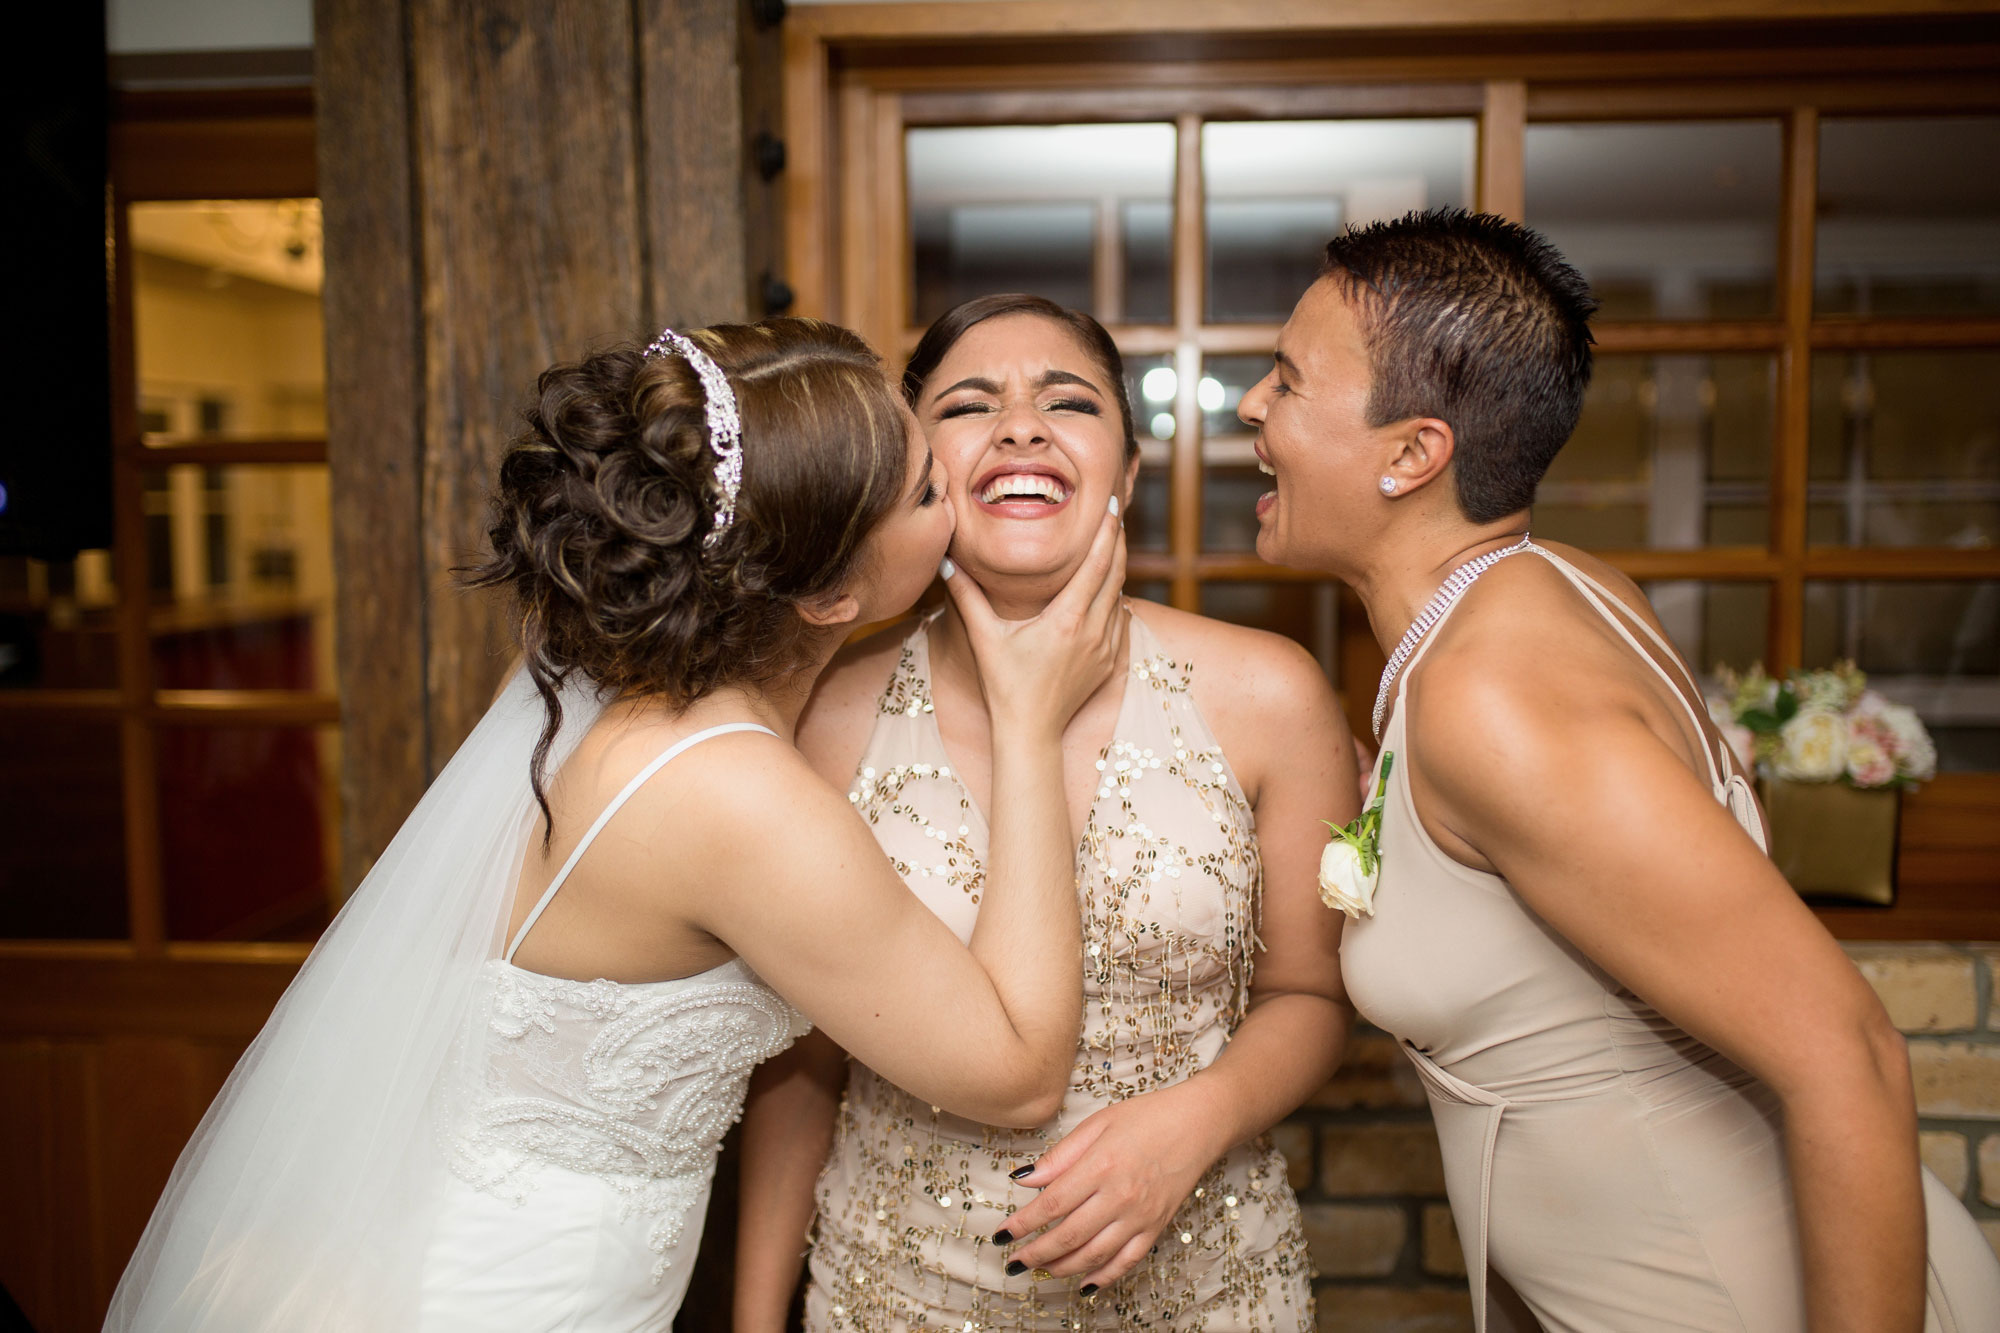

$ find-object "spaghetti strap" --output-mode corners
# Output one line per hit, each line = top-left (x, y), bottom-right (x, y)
(1525, 549), (1728, 790)
(504, 721), (778, 962)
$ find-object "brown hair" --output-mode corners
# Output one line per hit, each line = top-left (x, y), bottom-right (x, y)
(901, 293), (1138, 459)
(1320, 208), (1598, 523)
(466, 317), (912, 834)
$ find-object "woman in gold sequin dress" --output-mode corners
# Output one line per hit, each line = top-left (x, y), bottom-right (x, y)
(734, 296), (1361, 1333)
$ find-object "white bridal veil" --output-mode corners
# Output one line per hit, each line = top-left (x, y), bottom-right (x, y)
(105, 668), (604, 1332)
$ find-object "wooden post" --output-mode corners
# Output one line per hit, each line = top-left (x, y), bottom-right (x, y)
(1772, 106), (1819, 674)
(318, 0), (766, 873)
(318, 0), (428, 890)
(1477, 79), (1527, 222)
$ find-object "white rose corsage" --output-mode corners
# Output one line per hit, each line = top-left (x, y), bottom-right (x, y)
(1319, 752), (1392, 921)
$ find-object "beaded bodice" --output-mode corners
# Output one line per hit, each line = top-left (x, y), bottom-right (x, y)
(440, 957), (808, 1281)
(808, 609), (1313, 1331)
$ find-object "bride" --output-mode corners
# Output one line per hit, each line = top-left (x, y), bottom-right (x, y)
(105, 317), (1128, 1332)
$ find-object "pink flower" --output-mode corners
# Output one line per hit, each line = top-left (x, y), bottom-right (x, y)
(1846, 734), (1898, 788)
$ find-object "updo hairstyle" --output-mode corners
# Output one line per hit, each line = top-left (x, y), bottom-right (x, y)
(468, 317), (912, 831)
(901, 293), (1138, 461)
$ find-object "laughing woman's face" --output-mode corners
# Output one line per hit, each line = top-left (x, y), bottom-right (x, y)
(916, 314), (1137, 597)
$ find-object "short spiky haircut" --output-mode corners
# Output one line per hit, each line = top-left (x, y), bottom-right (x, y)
(1319, 209), (1598, 523)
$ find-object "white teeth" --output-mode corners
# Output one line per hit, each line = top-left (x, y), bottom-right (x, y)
(979, 473), (1070, 505)
(1257, 458), (1276, 477)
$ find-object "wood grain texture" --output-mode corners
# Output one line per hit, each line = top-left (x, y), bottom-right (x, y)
(1770, 107), (1819, 674)
(641, 0), (751, 328)
(791, 0), (2000, 39)
(319, 0), (430, 890)
(0, 1027), (267, 1332)
(110, 112), (317, 202)
(1169, 114), (1205, 612)
(410, 0), (646, 763)
(737, 0), (787, 322)
(783, 24), (832, 318)
(1477, 79), (1526, 222)
(108, 197), (163, 954)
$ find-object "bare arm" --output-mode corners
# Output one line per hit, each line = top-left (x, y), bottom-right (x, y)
(735, 1031), (846, 1333)
(1419, 662), (1923, 1333)
(996, 637), (1360, 1288)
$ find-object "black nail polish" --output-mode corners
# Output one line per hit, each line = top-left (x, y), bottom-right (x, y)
(1008, 1162), (1037, 1180)
(1079, 1284), (1099, 1297)
(1005, 1260), (1027, 1277)
(992, 1229), (1014, 1245)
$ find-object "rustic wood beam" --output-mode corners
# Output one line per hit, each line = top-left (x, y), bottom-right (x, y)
(319, 0), (428, 891)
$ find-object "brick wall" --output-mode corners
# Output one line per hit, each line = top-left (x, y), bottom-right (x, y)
(1279, 941), (2000, 1333)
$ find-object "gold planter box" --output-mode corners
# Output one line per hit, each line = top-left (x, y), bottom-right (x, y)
(1758, 778), (1901, 906)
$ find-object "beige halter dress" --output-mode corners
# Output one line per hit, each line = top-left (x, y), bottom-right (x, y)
(804, 608), (1314, 1332)
(1341, 546), (2000, 1333)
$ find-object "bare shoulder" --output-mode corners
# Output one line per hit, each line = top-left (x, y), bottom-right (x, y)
(1128, 599), (1337, 713)
(1535, 539), (1671, 635)
(1127, 599), (1350, 798)
(1405, 555), (1658, 792)
(796, 619), (913, 782)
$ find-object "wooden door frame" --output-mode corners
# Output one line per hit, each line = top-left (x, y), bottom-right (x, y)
(781, 2), (2000, 939)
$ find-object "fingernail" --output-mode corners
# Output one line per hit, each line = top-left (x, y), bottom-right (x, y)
(1079, 1284), (1099, 1297)
(1008, 1163), (1036, 1180)
(1005, 1260), (1027, 1277)
(1107, 495), (1120, 517)
(992, 1229), (1014, 1245)
(939, 557), (956, 579)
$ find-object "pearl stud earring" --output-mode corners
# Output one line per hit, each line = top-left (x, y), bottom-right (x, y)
(1379, 476), (1398, 495)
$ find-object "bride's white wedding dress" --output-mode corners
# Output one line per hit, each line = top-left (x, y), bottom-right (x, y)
(421, 722), (809, 1329)
(107, 678), (806, 1333)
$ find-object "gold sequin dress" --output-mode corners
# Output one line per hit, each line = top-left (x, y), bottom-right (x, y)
(804, 609), (1314, 1332)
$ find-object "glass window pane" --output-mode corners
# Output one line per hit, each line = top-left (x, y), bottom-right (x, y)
(1535, 355), (1775, 549)
(1640, 581), (1770, 682)
(1203, 120), (1475, 324)
(1804, 581), (1999, 772)
(142, 464), (336, 692)
(1123, 353), (1172, 554)
(1808, 351), (2000, 548)
(1817, 117), (2000, 316)
(161, 722), (340, 940)
(0, 552), (118, 689)
(129, 200), (325, 442)
(1198, 355), (1273, 551)
(907, 124), (1176, 328)
(1525, 121), (1781, 320)
(1198, 581), (1340, 674)
(0, 714), (126, 938)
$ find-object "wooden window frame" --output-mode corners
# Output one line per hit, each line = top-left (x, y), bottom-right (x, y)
(784, 3), (2000, 938)
(0, 89), (330, 961)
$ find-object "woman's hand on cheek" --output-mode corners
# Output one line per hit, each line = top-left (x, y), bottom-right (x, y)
(943, 498), (1126, 737)
(992, 1083), (1222, 1293)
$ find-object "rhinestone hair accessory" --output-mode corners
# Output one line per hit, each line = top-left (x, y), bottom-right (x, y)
(1372, 533), (1541, 741)
(642, 327), (744, 550)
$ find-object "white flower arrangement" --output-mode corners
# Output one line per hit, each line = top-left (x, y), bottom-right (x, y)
(1709, 662), (1937, 790)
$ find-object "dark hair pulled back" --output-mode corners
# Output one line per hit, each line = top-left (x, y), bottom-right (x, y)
(901, 293), (1138, 460)
(466, 317), (912, 835)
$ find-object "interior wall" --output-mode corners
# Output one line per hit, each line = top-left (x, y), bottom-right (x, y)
(106, 0), (313, 52)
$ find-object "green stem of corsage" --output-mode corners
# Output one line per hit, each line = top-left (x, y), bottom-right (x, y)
(1323, 751), (1394, 876)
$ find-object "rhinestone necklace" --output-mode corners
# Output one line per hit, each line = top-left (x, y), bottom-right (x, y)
(1371, 533), (1540, 741)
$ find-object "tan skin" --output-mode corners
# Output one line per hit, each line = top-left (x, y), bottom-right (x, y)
(1239, 277), (1925, 1333)
(733, 315), (1358, 1328)
(504, 408), (1135, 1130)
